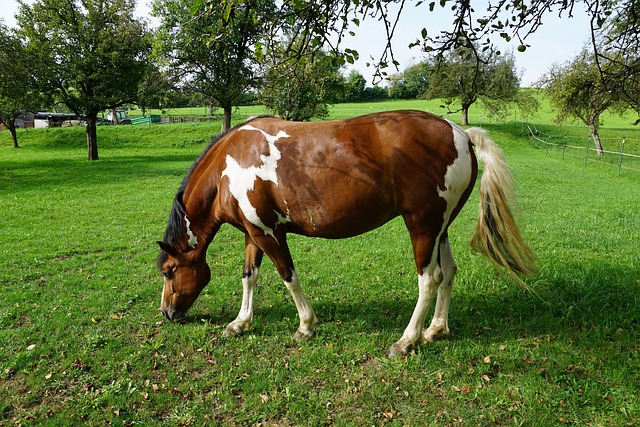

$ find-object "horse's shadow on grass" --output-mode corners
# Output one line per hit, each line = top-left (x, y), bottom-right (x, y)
(181, 261), (639, 345)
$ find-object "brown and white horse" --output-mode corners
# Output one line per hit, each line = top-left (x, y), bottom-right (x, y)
(157, 110), (535, 356)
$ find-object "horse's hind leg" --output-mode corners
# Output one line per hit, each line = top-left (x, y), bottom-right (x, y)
(225, 236), (264, 337)
(387, 225), (442, 357)
(284, 269), (318, 340)
(423, 236), (456, 343)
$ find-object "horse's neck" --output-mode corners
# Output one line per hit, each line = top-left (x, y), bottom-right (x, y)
(184, 168), (221, 247)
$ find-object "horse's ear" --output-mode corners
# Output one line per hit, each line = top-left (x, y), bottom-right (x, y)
(157, 241), (177, 257)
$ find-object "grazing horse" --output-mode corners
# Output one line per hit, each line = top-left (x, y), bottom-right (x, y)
(157, 110), (535, 356)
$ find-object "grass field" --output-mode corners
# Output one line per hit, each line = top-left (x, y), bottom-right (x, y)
(1, 101), (639, 426)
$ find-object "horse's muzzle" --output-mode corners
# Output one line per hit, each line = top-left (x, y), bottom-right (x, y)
(159, 306), (186, 322)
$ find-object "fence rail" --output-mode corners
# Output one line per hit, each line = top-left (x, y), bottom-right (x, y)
(526, 124), (640, 176)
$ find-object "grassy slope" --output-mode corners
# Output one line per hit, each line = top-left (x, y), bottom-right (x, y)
(0, 103), (638, 426)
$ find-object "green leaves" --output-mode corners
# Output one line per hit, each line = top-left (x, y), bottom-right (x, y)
(344, 48), (359, 64)
(424, 45), (524, 124)
(153, 0), (276, 130)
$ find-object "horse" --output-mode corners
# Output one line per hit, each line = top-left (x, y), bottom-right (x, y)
(157, 110), (535, 357)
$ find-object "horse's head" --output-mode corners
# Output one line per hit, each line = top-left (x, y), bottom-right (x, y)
(157, 242), (211, 322)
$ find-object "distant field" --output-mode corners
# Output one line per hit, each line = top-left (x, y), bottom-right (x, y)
(132, 95), (640, 137)
(1, 100), (638, 425)
(140, 97), (640, 168)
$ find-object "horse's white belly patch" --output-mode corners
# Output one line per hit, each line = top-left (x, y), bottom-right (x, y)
(222, 125), (291, 238)
(438, 120), (473, 224)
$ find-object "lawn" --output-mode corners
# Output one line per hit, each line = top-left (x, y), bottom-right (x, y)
(0, 102), (638, 426)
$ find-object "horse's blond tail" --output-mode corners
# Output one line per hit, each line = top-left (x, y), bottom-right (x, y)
(466, 127), (536, 278)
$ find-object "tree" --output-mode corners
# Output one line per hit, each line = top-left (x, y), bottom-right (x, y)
(137, 63), (173, 116)
(153, 0), (275, 133)
(210, 0), (640, 97)
(540, 48), (628, 156)
(260, 47), (344, 121)
(17, 0), (151, 160)
(591, 1), (640, 121)
(388, 62), (430, 100)
(342, 70), (367, 103)
(362, 85), (388, 102)
(425, 47), (523, 125)
(0, 23), (47, 148)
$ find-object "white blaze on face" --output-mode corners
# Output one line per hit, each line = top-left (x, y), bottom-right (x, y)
(438, 120), (474, 225)
(222, 125), (292, 238)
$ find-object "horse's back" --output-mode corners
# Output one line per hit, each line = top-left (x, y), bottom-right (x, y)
(215, 110), (476, 238)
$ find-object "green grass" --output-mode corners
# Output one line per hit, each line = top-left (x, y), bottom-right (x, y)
(1, 103), (639, 426)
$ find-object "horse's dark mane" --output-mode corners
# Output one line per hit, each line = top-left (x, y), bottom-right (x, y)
(159, 115), (274, 256)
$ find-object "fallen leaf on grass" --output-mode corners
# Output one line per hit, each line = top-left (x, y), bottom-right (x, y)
(451, 385), (471, 394)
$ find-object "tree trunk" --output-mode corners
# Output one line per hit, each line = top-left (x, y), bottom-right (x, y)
(86, 116), (99, 160)
(8, 122), (20, 148)
(588, 120), (605, 157)
(222, 104), (232, 134)
(111, 108), (118, 125)
(461, 106), (469, 126)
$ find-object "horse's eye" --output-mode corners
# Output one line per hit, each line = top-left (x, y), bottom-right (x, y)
(163, 270), (173, 280)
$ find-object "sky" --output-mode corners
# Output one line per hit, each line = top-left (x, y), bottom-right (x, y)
(0, 0), (592, 87)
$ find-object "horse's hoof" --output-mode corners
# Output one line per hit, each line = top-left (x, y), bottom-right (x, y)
(422, 326), (449, 343)
(386, 339), (415, 357)
(224, 323), (246, 337)
(294, 329), (315, 340)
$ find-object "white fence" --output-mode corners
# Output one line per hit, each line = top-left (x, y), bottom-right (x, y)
(527, 124), (640, 176)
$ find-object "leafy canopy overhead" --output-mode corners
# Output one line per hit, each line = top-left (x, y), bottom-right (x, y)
(208, 0), (639, 85)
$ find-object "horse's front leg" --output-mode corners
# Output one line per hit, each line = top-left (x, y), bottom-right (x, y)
(253, 232), (317, 340)
(225, 236), (264, 337)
